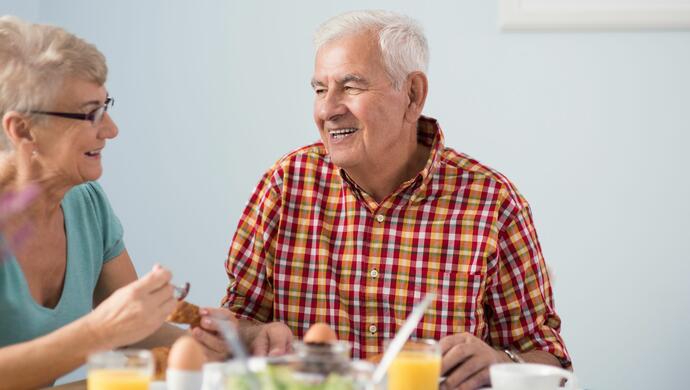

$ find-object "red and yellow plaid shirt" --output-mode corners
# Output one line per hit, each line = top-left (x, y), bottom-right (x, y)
(223, 116), (571, 366)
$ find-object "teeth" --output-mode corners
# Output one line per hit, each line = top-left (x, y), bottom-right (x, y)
(329, 128), (358, 136)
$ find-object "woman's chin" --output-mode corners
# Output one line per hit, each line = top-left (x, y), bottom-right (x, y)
(78, 169), (103, 183)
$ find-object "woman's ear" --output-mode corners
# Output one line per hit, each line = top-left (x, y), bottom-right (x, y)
(2, 111), (34, 147)
(403, 71), (428, 123)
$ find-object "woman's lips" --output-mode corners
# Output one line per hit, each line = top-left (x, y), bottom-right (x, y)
(85, 149), (102, 158)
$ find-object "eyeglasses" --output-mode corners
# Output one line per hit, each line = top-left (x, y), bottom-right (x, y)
(30, 96), (114, 126)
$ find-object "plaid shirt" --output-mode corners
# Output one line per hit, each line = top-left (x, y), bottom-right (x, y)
(223, 116), (571, 366)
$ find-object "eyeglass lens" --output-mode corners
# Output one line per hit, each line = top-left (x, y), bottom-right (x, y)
(92, 98), (114, 125)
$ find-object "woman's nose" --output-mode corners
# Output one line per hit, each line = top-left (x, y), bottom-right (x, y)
(97, 112), (118, 139)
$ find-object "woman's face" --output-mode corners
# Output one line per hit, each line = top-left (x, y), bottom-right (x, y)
(31, 78), (118, 186)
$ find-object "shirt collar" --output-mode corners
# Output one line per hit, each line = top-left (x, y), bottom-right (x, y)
(413, 115), (444, 192)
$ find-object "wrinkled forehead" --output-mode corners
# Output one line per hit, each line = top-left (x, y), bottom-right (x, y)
(312, 31), (387, 83)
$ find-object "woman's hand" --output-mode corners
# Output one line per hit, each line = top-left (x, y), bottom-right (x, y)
(84, 264), (177, 349)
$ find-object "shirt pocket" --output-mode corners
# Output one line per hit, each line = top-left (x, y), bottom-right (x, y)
(415, 271), (484, 340)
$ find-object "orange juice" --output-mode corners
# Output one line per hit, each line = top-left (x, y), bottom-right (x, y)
(387, 351), (442, 390)
(87, 369), (150, 390)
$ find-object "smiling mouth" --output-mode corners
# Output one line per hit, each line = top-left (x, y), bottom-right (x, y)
(85, 149), (102, 157)
(328, 128), (359, 140)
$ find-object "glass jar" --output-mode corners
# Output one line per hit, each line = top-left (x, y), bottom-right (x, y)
(218, 341), (384, 389)
(292, 340), (352, 377)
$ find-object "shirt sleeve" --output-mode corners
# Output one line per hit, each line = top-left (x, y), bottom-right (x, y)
(221, 168), (282, 323)
(485, 190), (572, 368)
(85, 181), (125, 263)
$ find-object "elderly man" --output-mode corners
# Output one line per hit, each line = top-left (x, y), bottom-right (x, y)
(199, 10), (571, 390)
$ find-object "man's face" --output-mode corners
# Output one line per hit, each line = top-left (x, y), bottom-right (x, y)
(312, 31), (410, 173)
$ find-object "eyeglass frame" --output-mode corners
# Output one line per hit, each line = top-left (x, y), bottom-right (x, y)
(29, 96), (114, 126)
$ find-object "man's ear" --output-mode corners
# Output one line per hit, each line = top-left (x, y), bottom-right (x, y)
(403, 71), (428, 123)
(2, 111), (34, 147)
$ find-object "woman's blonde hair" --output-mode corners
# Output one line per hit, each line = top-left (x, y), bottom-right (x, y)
(0, 15), (107, 149)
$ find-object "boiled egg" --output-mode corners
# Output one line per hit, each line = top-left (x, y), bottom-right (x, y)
(303, 322), (338, 344)
(168, 335), (205, 371)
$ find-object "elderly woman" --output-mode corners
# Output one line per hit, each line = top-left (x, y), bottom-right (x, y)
(0, 16), (189, 388)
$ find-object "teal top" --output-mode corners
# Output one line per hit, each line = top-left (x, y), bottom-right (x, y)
(0, 181), (125, 347)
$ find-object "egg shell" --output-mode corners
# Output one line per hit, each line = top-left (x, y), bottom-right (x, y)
(168, 336), (205, 371)
(303, 322), (338, 343)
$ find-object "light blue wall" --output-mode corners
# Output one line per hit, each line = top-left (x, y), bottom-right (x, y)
(0, 0), (37, 19)
(2, 1), (689, 388)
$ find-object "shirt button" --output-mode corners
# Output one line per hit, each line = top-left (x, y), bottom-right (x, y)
(375, 214), (385, 223)
(370, 269), (379, 278)
(369, 324), (378, 334)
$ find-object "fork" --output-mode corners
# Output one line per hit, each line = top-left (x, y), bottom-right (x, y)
(172, 282), (190, 301)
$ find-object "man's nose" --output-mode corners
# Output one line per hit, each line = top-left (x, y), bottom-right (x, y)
(317, 90), (347, 122)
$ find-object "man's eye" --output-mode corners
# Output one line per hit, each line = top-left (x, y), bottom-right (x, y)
(314, 88), (326, 95)
(344, 86), (361, 94)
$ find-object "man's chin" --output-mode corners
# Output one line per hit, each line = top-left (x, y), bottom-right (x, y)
(328, 154), (356, 170)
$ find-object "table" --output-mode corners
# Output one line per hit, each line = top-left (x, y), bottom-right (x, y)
(45, 379), (85, 389)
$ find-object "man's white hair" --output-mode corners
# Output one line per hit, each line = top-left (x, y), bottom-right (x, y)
(314, 10), (429, 90)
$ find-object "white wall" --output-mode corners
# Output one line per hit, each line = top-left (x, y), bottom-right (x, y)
(2, 1), (689, 388)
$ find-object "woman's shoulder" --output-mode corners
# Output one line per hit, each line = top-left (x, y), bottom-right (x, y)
(62, 181), (116, 221)
(64, 181), (109, 205)
(62, 181), (124, 260)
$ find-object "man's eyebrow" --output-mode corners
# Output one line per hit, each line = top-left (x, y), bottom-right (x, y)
(310, 74), (370, 89)
(340, 74), (368, 85)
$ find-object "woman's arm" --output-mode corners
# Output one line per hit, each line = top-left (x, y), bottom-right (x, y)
(0, 261), (175, 389)
(93, 250), (140, 307)
(0, 313), (105, 389)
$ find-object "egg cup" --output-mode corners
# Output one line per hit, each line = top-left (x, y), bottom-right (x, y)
(167, 368), (203, 390)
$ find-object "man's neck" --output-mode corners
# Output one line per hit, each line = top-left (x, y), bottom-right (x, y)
(344, 140), (431, 204)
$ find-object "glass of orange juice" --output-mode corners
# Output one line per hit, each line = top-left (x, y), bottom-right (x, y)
(87, 349), (153, 390)
(386, 339), (442, 390)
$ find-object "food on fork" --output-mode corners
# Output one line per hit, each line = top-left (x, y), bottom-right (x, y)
(167, 300), (201, 328)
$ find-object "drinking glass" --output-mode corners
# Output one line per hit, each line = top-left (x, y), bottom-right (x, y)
(87, 349), (153, 390)
(386, 339), (442, 390)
